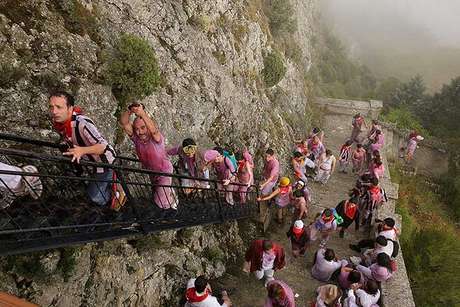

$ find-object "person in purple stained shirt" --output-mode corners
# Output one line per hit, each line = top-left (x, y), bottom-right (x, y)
(264, 280), (295, 307)
(259, 148), (280, 223)
(234, 150), (254, 204)
(119, 103), (178, 210)
(369, 130), (384, 153)
(167, 138), (209, 194)
(203, 149), (236, 205)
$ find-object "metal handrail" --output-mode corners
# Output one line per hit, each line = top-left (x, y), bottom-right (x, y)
(0, 136), (260, 256)
(0, 134), (256, 187)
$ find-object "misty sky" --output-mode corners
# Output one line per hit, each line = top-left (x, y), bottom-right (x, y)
(321, 0), (460, 51)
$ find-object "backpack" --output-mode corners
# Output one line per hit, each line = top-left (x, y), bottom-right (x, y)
(391, 239), (399, 258)
(222, 150), (238, 175)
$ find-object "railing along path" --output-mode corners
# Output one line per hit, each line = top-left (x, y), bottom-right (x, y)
(0, 133), (259, 256)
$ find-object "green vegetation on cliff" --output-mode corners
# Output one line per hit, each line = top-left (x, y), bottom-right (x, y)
(391, 167), (460, 306)
(262, 51), (286, 87)
(105, 33), (161, 114)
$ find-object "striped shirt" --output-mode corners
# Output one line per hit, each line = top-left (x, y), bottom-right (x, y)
(65, 114), (116, 173)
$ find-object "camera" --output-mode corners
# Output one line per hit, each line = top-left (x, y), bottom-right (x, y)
(58, 141), (72, 153)
(128, 103), (145, 111)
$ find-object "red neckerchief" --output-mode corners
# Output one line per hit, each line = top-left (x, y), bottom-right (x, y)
(322, 213), (334, 223)
(344, 201), (357, 219)
(279, 186), (291, 195)
(369, 185), (380, 195)
(52, 106), (83, 138)
(237, 160), (246, 173)
(185, 287), (209, 303)
(297, 145), (308, 155)
(292, 226), (304, 239)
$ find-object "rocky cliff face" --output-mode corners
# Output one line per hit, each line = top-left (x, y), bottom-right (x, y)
(0, 0), (317, 305)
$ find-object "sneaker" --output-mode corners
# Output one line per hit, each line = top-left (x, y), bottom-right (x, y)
(21, 165), (43, 199)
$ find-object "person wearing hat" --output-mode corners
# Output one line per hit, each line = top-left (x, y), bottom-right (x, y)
(309, 209), (338, 247)
(312, 247), (348, 282)
(203, 149), (236, 205)
(286, 219), (310, 258)
(313, 284), (342, 307)
(294, 180), (312, 203)
(167, 138), (209, 193)
(184, 275), (231, 307)
(257, 177), (293, 224)
(405, 131), (424, 163)
(0, 162), (43, 209)
(335, 197), (360, 238)
(291, 189), (308, 223)
(243, 239), (286, 287)
(264, 280), (295, 307)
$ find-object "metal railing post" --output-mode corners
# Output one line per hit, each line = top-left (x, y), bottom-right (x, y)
(213, 180), (225, 223)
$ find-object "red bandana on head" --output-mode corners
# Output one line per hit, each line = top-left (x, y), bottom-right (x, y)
(185, 288), (209, 303)
(52, 106), (83, 138)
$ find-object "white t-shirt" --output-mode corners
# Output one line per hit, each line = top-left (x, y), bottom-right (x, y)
(312, 248), (347, 281)
(344, 289), (380, 307)
(262, 251), (276, 270)
(184, 278), (227, 307)
(378, 228), (397, 241)
(0, 162), (22, 192)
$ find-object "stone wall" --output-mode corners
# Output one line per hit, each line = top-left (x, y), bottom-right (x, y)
(314, 97), (416, 307)
(380, 123), (449, 177)
(316, 97), (449, 177)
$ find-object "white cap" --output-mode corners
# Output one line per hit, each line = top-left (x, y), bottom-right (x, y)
(294, 220), (304, 229)
(416, 135), (424, 141)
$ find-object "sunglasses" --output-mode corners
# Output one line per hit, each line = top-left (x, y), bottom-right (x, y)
(183, 145), (197, 155)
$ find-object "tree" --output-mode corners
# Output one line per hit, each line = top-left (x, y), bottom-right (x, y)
(393, 74), (427, 109)
(375, 76), (402, 104)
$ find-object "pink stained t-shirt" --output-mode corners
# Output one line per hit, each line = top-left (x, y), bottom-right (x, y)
(214, 157), (235, 181)
(131, 133), (172, 173)
(263, 158), (280, 183)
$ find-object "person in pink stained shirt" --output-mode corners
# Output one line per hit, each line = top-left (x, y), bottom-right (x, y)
(234, 150), (254, 204)
(203, 149), (236, 205)
(352, 143), (366, 174)
(369, 130), (384, 153)
(259, 148), (280, 223)
(264, 280), (295, 307)
(370, 159), (385, 179)
(120, 103), (177, 210)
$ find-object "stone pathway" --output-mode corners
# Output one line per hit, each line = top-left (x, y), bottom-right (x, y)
(217, 112), (370, 306)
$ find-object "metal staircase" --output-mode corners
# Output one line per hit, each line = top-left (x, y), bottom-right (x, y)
(0, 133), (259, 256)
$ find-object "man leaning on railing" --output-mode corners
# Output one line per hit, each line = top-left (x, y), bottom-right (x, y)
(49, 91), (117, 207)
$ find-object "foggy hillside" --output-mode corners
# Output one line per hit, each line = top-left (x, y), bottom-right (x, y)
(321, 0), (460, 92)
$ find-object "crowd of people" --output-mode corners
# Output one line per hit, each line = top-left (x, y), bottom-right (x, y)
(183, 113), (406, 306)
(0, 92), (423, 306)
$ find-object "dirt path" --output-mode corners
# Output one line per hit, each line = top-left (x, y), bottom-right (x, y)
(217, 113), (369, 307)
